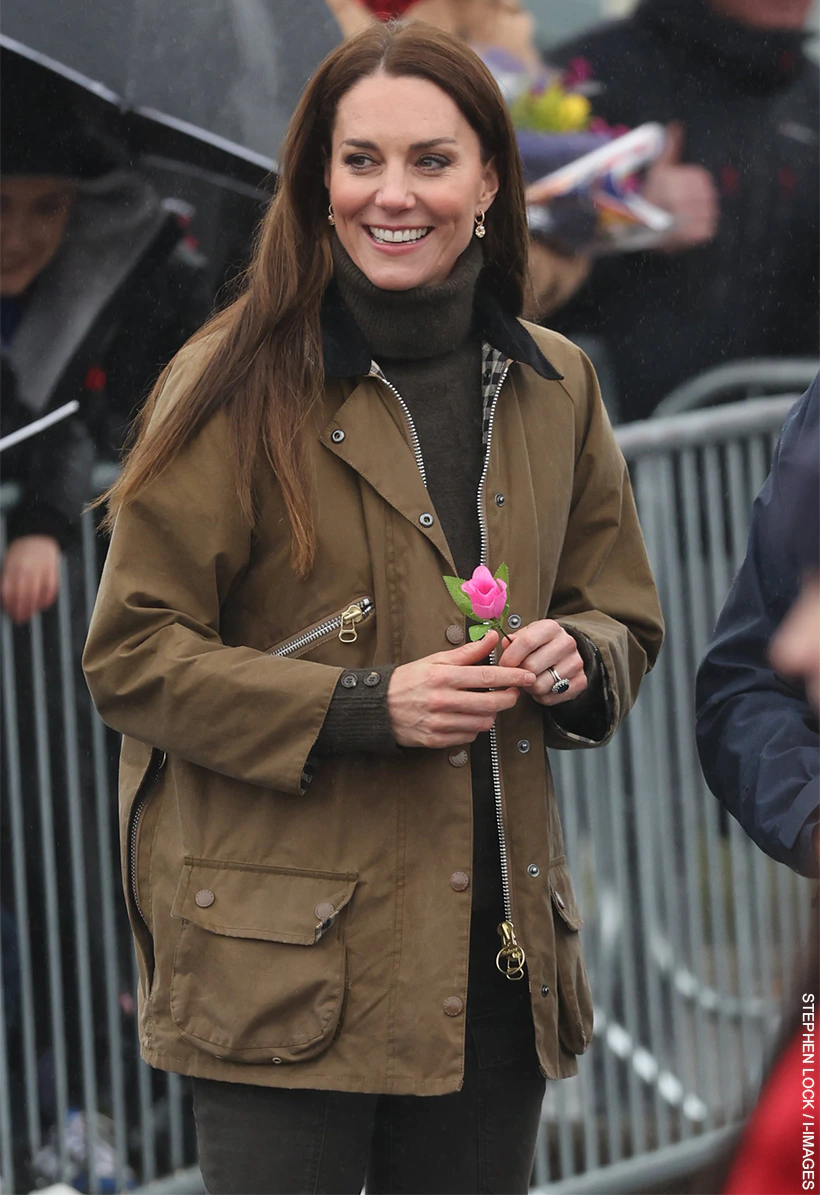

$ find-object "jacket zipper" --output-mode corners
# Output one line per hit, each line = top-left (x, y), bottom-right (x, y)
(128, 749), (167, 925)
(267, 598), (375, 658)
(377, 377), (428, 486)
(477, 363), (526, 981)
(382, 363), (524, 981)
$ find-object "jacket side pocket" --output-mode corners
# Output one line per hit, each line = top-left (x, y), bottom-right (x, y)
(169, 858), (358, 1065)
(549, 858), (594, 1056)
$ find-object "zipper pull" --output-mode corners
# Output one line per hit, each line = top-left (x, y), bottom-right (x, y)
(338, 603), (365, 643)
(496, 920), (526, 981)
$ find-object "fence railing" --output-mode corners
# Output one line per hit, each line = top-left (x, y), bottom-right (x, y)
(533, 392), (814, 1192)
(0, 392), (814, 1194)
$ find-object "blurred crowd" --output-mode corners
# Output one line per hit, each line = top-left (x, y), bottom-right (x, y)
(0, 0), (818, 1188)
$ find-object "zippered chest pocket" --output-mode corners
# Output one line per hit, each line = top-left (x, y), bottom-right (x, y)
(266, 597), (375, 660)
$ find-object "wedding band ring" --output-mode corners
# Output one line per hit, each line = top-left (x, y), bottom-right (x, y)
(548, 667), (570, 695)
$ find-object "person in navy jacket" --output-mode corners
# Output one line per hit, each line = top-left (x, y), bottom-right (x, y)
(696, 374), (819, 878)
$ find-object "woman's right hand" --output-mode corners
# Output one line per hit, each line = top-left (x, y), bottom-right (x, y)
(386, 630), (536, 749)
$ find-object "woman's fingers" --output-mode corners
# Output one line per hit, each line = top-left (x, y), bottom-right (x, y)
(387, 629), (537, 748)
(497, 619), (569, 669)
(497, 619), (589, 706)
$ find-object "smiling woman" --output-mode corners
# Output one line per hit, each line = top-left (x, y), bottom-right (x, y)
(84, 19), (663, 1195)
(326, 73), (498, 289)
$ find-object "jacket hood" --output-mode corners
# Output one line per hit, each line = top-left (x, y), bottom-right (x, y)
(5, 170), (179, 414)
(637, 0), (810, 90)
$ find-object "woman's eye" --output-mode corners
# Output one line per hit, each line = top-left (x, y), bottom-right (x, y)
(344, 154), (374, 170)
(417, 155), (450, 170)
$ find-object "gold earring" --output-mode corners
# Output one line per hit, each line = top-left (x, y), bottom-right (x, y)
(474, 210), (486, 239)
(327, 203), (336, 226)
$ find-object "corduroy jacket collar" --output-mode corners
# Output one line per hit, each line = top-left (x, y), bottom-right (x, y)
(320, 278), (563, 382)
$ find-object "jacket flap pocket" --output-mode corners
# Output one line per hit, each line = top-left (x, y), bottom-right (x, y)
(549, 861), (584, 931)
(171, 859), (357, 944)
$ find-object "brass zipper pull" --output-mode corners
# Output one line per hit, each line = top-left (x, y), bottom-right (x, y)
(338, 604), (364, 643)
(496, 920), (526, 981)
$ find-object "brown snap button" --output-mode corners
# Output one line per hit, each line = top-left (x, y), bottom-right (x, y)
(446, 624), (465, 645)
(443, 996), (464, 1017)
(450, 872), (470, 892)
(448, 748), (468, 768)
(195, 889), (215, 908)
(315, 902), (335, 922)
(272, 1056), (282, 1064)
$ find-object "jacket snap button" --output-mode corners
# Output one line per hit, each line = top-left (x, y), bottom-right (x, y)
(494, 493), (505, 506)
(517, 739), (530, 753)
(541, 985), (550, 998)
(363, 672), (381, 687)
(554, 891), (566, 909)
(340, 673), (358, 689)
(315, 902), (335, 921)
(272, 1056), (282, 1064)
(443, 997), (464, 1017)
(507, 613), (522, 630)
(331, 429), (345, 444)
(446, 624), (464, 645)
(195, 889), (215, 908)
(419, 512), (434, 528)
(448, 748), (468, 768)
(450, 871), (470, 892)
(527, 864), (540, 878)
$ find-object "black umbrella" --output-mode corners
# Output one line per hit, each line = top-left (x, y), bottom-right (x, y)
(1, 0), (343, 187)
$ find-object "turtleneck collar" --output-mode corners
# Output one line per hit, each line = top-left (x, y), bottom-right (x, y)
(330, 234), (484, 362)
(637, 0), (809, 91)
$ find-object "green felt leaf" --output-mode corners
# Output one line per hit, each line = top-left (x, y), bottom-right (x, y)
(469, 623), (490, 642)
(443, 574), (475, 618)
(494, 562), (509, 587)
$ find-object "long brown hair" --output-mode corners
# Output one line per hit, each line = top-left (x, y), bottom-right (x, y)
(102, 21), (529, 576)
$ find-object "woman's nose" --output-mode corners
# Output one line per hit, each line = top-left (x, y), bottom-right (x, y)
(375, 167), (414, 211)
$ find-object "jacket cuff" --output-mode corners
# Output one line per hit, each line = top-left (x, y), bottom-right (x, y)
(5, 505), (74, 549)
(782, 775), (820, 878)
(545, 630), (612, 744)
(313, 665), (401, 757)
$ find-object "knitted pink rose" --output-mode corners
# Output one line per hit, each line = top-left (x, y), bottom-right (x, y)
(461, 565), (508, 621)
(443, 563), (511, 643)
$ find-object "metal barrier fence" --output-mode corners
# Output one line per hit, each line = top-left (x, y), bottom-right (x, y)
(0, 394), (814, 1193)
(534, 393), (815, 1192)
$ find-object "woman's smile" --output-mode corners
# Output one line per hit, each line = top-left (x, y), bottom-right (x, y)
(365, 225), (431, 246)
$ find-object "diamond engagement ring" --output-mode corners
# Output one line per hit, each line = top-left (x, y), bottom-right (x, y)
(548, 667), (570, 695)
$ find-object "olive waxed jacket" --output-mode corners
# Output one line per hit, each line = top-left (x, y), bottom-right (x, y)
(83, 292), (663, 1094)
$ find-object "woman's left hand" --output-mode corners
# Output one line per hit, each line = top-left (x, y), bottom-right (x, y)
(497, 619), (587, 706)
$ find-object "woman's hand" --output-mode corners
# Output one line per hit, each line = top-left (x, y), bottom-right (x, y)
(387, 630), (536, 748)
(0, 535), (61, 625)
(498, 620), (586, 706)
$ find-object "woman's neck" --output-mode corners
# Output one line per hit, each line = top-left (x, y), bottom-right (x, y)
(330, 235), (483, 361)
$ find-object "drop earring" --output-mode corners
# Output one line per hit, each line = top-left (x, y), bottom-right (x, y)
(327, 203), (336, 226)
(474, 210), (486, 239)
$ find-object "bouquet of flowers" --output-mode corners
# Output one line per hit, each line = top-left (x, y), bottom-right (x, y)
(478, 48), (673, 254)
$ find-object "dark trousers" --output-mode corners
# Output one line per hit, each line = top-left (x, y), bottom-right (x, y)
(192, 1004), (546, 1195)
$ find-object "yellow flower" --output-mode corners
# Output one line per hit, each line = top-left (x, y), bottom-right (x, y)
(556, 93), (591, 131)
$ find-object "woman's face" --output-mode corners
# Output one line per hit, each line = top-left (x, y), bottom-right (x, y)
(0, 176), (76, 296)
(326, 72), (499, 290)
